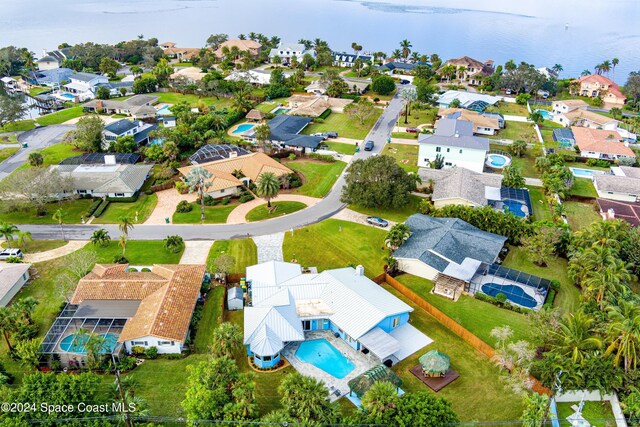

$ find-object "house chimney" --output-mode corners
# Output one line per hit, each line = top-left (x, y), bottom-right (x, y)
(355, 265), (364, 276)
(104, 155), (116, 165)
(229, 151), (238, 158)
(96, 100), (103, 110)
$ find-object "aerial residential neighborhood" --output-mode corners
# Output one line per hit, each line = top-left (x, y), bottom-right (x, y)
(0, 3), (640, 426)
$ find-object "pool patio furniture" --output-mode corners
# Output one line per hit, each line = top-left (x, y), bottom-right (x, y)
(419, 350), (450, 377)
(410, 364), (460, 392)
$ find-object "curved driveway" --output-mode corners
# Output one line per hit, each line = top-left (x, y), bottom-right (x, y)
(17, 89), (406, 241)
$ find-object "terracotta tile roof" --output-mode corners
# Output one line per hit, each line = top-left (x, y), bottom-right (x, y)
(574, 75), (626, 100)
(557, 99), (589, 108)
(246, 109), (266, 120)
(572, 127), (635, 157)
(214, 39), (262, 57)
(564, 109), (619, 125)
(71, 264), (206, 343)
(437, 108), (499, 131)
(287, 95), (352, 117)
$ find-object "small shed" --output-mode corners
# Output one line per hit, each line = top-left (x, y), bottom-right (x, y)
(227, 287), (244, 310)
(419, 350), (450, 377)
(246, 109), (266, 122)
(347, 364), (402, 398)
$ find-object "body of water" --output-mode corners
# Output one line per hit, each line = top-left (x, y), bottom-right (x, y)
(0, 0), (638, 82)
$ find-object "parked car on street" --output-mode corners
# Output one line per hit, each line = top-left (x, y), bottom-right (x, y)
(311, 132), (329, 140)
(326, 131), (338, 138)
(406, 127), (419, 133)
(366, 216), (389, 227)
(400, 79), (410, 84)
(0, 248), (23, 260)
(364, 140), (374, 151)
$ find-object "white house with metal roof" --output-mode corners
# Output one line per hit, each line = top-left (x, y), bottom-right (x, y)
(50, 163), (152, 198)
(0, 264), (31, 307)
(244, 261), (424, 369)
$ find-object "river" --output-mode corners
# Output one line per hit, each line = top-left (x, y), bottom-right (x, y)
(0, 0), (638, 83)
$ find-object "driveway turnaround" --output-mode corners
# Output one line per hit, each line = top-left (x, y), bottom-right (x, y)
(145, 189), (198, 225)
(226, 194), (321, 224)
(22, 240), (88, 263)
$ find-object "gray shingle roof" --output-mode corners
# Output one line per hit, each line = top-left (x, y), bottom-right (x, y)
(419, 118), (490, 151)
(418, 167), (502, 206)
(52, 164), (152, 194)
(394, 215), (507, 272)
(595, 174), (640, 195)
(71, 72), (103, 82)
(264, 115), (323, 149)
(104, 119), (138, 135)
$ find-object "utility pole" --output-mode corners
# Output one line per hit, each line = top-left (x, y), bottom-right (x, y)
(540, 370), (563, 427)
(112, 354), (133, 427)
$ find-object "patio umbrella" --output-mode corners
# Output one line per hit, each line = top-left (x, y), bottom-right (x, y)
(419, 350), (450, 376)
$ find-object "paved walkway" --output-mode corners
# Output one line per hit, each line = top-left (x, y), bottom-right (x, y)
(253, 233), (284, 263)
(145, 189), (198, 225)
(524, 177), (543, 187)
(179, 240), (214, 264)
(22, 240), (88, 263)
(503, 114), (530, 122)
(226, 195), (321, 224)
(332, 208), (397, 228)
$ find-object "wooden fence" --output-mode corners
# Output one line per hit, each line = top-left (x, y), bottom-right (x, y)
(149, 177), (180, 193)
(375, 273), (550, 395)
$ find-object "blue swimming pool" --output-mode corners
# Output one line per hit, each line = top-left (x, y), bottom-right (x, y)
(150, 138), (165, 146)
(481, 283), (538, 308)
(233, 123), (255, 134)
(537, 109), (553, 120)
(569, 167), (607, 179)
(487, 154), (509, 168)
(503, 199), (527, 218)
(295, 339), (355, 379)
(61, 93), (75, 100)
(59, 333), (119, 354)
(156, 105), (172, 116)
(272, 108), (290, 115)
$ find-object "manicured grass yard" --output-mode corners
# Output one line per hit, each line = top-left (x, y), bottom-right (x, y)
(556, 401), (615, 427)
(172, 202), (236, 224)
(391, 131), (419, 140)
(92, 240), (184, 264)
(539, 120), (563, 144)
(381, 143), (419, 173)
(497, 121), (538, 142)
(396, 107), (438, 128)
(503, 245), (580, 312)
(568, 177), (598, 198)
(193, 286), (225, 353)
(0, 120), (36, 132)
(324, 140), (356, 155)
(492, 143), (542, 178)
(0, 198), (93, 224)
(35, 143), (80, 167)
(283, 219), (387, 277)
(394, 274), (532, 344)
(35, 107), (84, 126)
(527, 186), (553, 222)
(384, 283), (525, 421)
(0, 134), (18, 144)
(0, 147), (18, 163)
(148, 91), (233, 108)
(206, 238), (257, 274)
(348, 195), (421, 223)
(246, 201), (306, 222)
(564, 200), (601, 231)
(494, 101), (529, 116)
(255, 97), (289, 113)
(286, 160), (346, 198)
(301, 110), (382, 140)
(1, 240), (67, 253)
(93, 194), (158, 224)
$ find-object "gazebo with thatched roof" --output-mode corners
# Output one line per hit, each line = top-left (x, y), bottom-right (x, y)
(348, 364), (403, 398)
(419, 350), (450, 377)
(246, 109), (266, 122)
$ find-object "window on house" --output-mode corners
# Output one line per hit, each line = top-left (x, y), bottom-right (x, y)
(263, 355), (272, 361)
(445, 162), (452, 166)
(436, 147), (441, 152)
(446, 148), (450, 153)
(158, 341), (173, 346)
(115, 193), (125, 197)
(459, 149), (463, 154)
(392, 316), (401, 328)
(132, 341), (148, 346)
(302, 320), (311, 331)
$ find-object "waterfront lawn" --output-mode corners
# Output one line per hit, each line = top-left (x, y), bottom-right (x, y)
(1, 240), (67, 253)
(172, 202), (236, 224)
(556, 401), (615, 427)
(494, 101), (529, 116)
(348, 195), (421, 223)
(28, 86), (50, 97)
(503, 245), (580, 312)
(568, 178), (597, 198)
(497, 121), (538, 142)
(527, 186), (553, 222)
(246, 201), (306, 222)
(0, 198), (93, 224)
(381, 143), (419, 173)
(323, 140), (357, 155)
(286, 160), (346, 198)
(0, 120), (35, 132)
(193, 286), (225, 353)
(301, 110), (382, 140)
(93, 194), (158, 224)
(394, 274), (532, 344)
(564, 200), (601, 231)
(206, 238), (258, 274)
(384, 283), (525, 422)
(35, 107), (84, 126)
(282, 219), (387, 277)
(0, 147), (18, 163)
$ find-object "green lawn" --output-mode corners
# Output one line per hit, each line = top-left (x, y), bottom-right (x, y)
(381, 143), (419, 173)
(35, 143), (80, 167)
(493, 143), (542, 178)
(35, 107), (84, 126)
(286, 160), (346, 198)
(527, 186), (553, 222)
(282, 219), (387, 277)
(493, 101), (529, 116)
(0, 198), (93, 224)
(0, 134), (18, 144)
(301, 109), (383, 140)
(391, 132), (419, 140)
(503, 245), (580, 312)
(206, 238), (257, 274)
(148, 91), (233, 109)
(324, 140), (357, 155)
(255, 98), (290, 113)
(348, 195), (421, 223)
(556, 401), (615, 427)
(497, 121), (538, 142)
(0, 147), (18, 163)
(92, 240), (184, 264)
(384, 283), (525, 422)
(396, 107), (438, 128)
(1, 240), (67, 253)
(539, 120), (563, 144)
(394, 274), (532, 344)
(172, 202), (236, 224)
(193, 286), (225, 353)
(93, 194), (158, 224)
(0, 120), (36, 132)
(568, 178), (597, 198)
(28, 86), (50, 97)
(564, 200), (601, 231)
(246, 201), (306, 222)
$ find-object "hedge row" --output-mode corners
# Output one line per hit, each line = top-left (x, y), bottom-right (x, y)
(308, 153), (336, 163)
(85, 199), (102, 217)
(473, 292), (534, 314)
(93, 200), (110, 218)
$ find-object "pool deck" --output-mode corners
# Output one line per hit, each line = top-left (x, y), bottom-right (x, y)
(470, 274), (546, 310)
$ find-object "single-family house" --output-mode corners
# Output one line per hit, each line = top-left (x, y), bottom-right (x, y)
(24, 68), (73, 87)
(378, 61), (427, 74)
(436, 90), (501, 111)
(249, 115), (324, 153)
(63, 72), (109, 100)
(0, 76), (17, 89)
(179, 149), (292, 199)
(244, 261), (427, 369)
(269, 42), (315, 64)
(170, 67), (208, 84)
(286, 95), (352, 117)
(83, 95), (159, 119)
(50, 162), (152, 198)
(161, 45), (201, 62)
(37, 48), (70, 70)
(537, 67), (559, 79)
(418, 118), (490, 173)
(418, 167), (502, 208)
(572, 127), (635, 161)
(439, 56), (494, 85)
(103, 119), (158, 146)
(227, 287), (244, 311)
(305, 79), (368, 95)
(594, 166), (640, 202)
(41, 263), (206, 364)
(597, 198), (640, 227)
(159, 41), (176, 49)
(437, 108), (502, 135)
(214, 39), (262, 59)
(332, 52), (372, 68)
(571, 74), (626, 106)
(394, 215), (507, 300)
(225, 70), (275, 86)
(0, 264), (31, 307)
(551, 100), (621, 130)
(59, 152), (141, 166)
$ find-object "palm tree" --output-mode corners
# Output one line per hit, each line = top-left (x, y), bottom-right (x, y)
(551, 312), (603, 364)
(210, 322), (242, 357)
(390, 49), (402, 61)
(399, 39), (412, 61)
(581, 69), (592, 77)
(384, 224), (411, 251)
(52, 208), (65, 241)
(552, 64), (563, 75)
(163, 235), (184, 254)
(410, 52), (421, 63)
(254, 123), (272, 152)
(118, 216), (134, 256)
(248, 32), (257, 40)
(231, 83), (253, 113)
(185, 166), (213, 221)
(612, 57), (619, 81)
(16, 231), (32, 251)
(0, 307), (16, 352)
(606, 298), (640, 372)
(601, 60), (612, 77)
(28, 152), (43, 167)
(361, 381), (399, 419)
(278, 372), (331, 422)
(13, 297), (38, 326)
(118, 234), (127, 257)
(90, 229), (111, 247)
(0, 222), (19, 248)
(20, 50), (35, 71)
(255, 172), (280, 208)
(400, 87), (417, 124)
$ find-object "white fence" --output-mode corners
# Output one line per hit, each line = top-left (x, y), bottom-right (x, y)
(554, 390), (627, 427)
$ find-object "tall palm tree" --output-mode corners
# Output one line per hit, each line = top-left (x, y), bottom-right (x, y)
(606, 298), (640, 372)
(118, 234), (128, 257)
(185, 167), (213, 221)
(399, 39), (412, 61)
(52, 208), (65, 241)
(90, 228), (111, 247)
(410, 52), (421, 63)
(601, 60), (612, 77)
(361, 381), (399, 420)
(0, 222), (19, 248)
(581, 69), (592, 77)
(210, 322), (242, 357)
(612, 57), (619, 81)
(16, 231), (32, 251)
(551, 312), (603, 364)
(0, 307), (16, 352)
(385, 224), (411, 251)
(552, 64), (563, 75)
(118, 216), (134, 256)
(390, 49), (402, 61)
(255, 172), (280, 208)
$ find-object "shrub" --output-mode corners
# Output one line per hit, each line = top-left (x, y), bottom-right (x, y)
(117, 356), (137, 371)
(106, 195), (138, 203)
(165, 353), (183, 360)
(516, 93), (531, 105)
(308, 153), (336, 163)
(144, 189), (153, 196)
(288, 153), (296, 161)
(288, 173), (302, 188)
(495, 293), (508, 304)
(144, 346), (158, 359)
(318, 109), (332, 120)
(5, 256), (22, 263)
(220, 198), (231, 205)
(130, 346), (145, 356)
(175, 181), (189, 194)
(203, 195), (217, 206)
(92, 200), (110, 218)
(550, 280), (560, 291)
(176, 200), (193, 213)
(239, 194), (255, 203)
(141, 267), (151, 272)
(113, 255), (128, 264)
(586, 158), (611, 168)
(373, 97), (380, 103)
(543, 289), (557, 309)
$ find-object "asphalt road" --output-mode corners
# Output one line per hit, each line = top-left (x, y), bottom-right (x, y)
(0, 125), (75, 180)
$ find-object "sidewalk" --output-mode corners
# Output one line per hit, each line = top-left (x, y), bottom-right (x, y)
(23, 240), (88, 263)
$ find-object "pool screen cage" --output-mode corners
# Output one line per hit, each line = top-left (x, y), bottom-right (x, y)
(469, 264), (551, 303)
(189, 144), (251, 164)
(500, 187), (533, 212)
